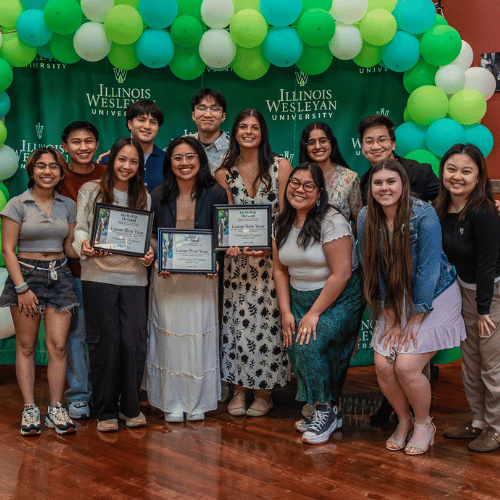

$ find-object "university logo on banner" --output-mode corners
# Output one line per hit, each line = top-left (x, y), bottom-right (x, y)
(113, 68), (128, 84)
(295, 71), (309, 87)
(282, 151), (295, 163)
(35, 122), (44, 140)
(376, 108), (390, 117)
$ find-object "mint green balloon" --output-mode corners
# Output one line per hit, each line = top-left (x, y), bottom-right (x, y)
(297, 9), (336, 47)
(176, 0), (203, 22)
(0, 34), (37, 67)
(353, 42), (382, 68)
(403, 58), (437, 94)
(230, 9), (268, 49)
(170, 15), (203, 48)
(232, 45), (270, 80)
(359, 9), (397, 46)
(448, 89), (487, 126)
(44, 0), (83, 35)
(104, 5), (143, 45)
(0, 0), (23, 29)
(407, 85), (449, 126)
(297, 43), (333, 75)
(0, 122), (6, 146)
(169, 46), (206, 80)
(420, 25), (461, 67)
(108, 43), (140, 70)
(49, 34), (81, 64)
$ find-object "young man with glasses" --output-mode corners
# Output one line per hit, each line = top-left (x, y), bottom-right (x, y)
(358, 115), (439, 205)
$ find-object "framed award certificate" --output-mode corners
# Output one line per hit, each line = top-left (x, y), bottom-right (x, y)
(90, 203), (153, 257)
(157, 229), (216, 274)
(213, 204), (272, 251)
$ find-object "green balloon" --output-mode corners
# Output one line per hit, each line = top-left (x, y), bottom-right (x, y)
(170, 15), (203, 48)
(297, 9), (336, 47)
(44, 0), (83, 35)
(108, 43), (140, 70)
(403, 107), (411, 122)
(232, 45), (270, 80)
(448, 89), (487, 126)
(49, 34), (81, 64)
(176, 0), (203, 23)
(368, 0), (398, 11)
(115, 0), (140, 7)
(359, 9), (397, 46)
(416, 13), (448, 41)
(0, 0), (23, 29)
(0, 122), (6, 146)
(4, 164), (28, 198)
(431, 346), (461, 364)
(0, 34), (37, 67)
(353, 42), (382, 68)
(403, 58), (438, 94)
(420, 25), (462, 67)
(296, 43), (333, 75)
(0, 191), (6, 212)
(230, 9), (268, 49)
(301, 0), (332, 15)
(0, 58), (14, 93)
(169, 46), (206, 80)
(0, 183), (10, 203)
(407, 85), (449, 126)
(104, 5), (143, 45)
(404, 149), (440, 177)
(233, 0), (260, 12)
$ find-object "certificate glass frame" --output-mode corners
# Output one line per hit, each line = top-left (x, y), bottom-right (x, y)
(213, 204), (272, 252)
(90, 203), (153, 258)
(157, 229), (216, 274)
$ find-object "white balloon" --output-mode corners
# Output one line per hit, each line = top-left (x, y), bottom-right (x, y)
(81, 0), (114, 23)
(0, 268), (15, 340)
(451, 40), (474, 70)
(0, 144), (19, 180)
(464, 67), (497, 100)
(201, 0), (234, 29)
(329, 23), (363, 60)
(330, 0), (368, 24)
(435, 64), (466, 95)
(199, 29), (236, 68)
(73, 22), (111, 62)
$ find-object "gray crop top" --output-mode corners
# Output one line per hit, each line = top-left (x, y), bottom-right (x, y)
(0, 189), (76, 252)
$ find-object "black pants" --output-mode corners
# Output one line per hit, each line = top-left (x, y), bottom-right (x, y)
(82, 281), (147, 421)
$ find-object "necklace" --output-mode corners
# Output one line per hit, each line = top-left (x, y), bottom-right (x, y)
(237, 157), (257, 170)
(34, 196), (53, 218)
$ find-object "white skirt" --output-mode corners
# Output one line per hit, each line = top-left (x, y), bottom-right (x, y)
(146, 272), (221, 414)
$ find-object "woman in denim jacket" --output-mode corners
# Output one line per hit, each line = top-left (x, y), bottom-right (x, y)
(358, 159), (466, 456)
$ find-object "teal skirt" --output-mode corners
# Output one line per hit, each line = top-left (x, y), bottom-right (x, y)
(288, 267), (364, 405)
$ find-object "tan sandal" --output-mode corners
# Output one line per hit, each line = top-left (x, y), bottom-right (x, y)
(386, 417), (413, 451)
(228, 390), (247, 416)
(404, 417), (436, 455)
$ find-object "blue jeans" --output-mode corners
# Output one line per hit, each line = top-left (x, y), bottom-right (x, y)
(65, 278), (91, 403)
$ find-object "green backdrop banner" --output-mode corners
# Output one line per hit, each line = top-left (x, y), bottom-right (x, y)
(0, 54), (407, 364)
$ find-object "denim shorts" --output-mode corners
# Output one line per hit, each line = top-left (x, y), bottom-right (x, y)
(0, 257), (79, 313)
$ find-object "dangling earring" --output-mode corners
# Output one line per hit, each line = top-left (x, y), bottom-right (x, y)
(316, 197), (320, 207)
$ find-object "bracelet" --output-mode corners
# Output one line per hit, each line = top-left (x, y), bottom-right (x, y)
(15, 282), (29, 294)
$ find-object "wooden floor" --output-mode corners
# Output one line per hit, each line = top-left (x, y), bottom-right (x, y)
(0, 362), (498, 500)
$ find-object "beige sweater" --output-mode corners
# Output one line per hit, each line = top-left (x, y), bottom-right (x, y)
(73, 181), (151, 287)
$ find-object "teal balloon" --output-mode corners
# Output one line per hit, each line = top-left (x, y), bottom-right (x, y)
(425, 118), (465, 158)
(263, 27), (303, 67)
(139, 0), (178, 29)
(393, 0), (436, 34)
(0, 59), (13, 93)
(22, 0), (49, 8)
(136, 29), (175, 68)
(394, 121), (428, 157)
(260, 0), (302, 27)
(37, 43), (54, 59)
(381, 31), (419, 72)
(420, 25), (462, 67)
(17, 9), (54, 47)
(464, 124), (494, 157)
(405, 149), (440, 177)
(0, 93), (11, 117)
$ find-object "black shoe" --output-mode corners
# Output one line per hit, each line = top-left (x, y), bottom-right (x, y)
(370, 397), (393, 426)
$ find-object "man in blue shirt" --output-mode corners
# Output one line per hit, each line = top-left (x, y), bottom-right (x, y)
(100, 100), (165, 191)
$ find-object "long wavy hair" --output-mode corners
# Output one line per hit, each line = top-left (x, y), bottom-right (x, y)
(274, 162), (330, 250)
(26, 147), (68, 192)
(299, 121), (349, 168)
(434, 143), (496, 221)
(99, 137), (148, 210)
(221, 108), (276, 193)
(160, 136), (215, 203)
(363, 159), (413, 326)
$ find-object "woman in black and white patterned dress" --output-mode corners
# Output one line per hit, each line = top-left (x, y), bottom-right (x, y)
(215, 109), (292, 417)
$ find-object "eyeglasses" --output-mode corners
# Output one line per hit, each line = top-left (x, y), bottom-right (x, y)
(195, 105), (223, 114)
(306, 137), (330, 147)
(288, 178), (318, 193)
(34, 162), (60, 171)
(362, 137), (392, 147)
(171, 153), (198, 163)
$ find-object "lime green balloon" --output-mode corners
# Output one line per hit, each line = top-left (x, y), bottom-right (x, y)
(169, 46), (206, 80)
(368, 0), (398, 12)
(0, 183), (10, 203)
(115, 0), (140, 7)
(233, 0), (260, 12)
(404, 149), (440, 177)
(403, 58), (437, 94)
(420, 25), (462, 67)
(407, 85), (449, 126)
(108, 43), (140, 70)
(0, 34), (37, 67)
(232, 45), (270, 80)
(417, 13), (448, 40)
(176, 0), (203, 23)
(0, 0), (23, 29)
(49, 34), (81, 64)
(104, 5), (143, 45)
(296, 43), (333, 75)
(301, 0), (332, 15)
(0, 59), (14, 93)
(448, 89), (487, 126)
(359, 9), (397, 46)
(403, 106), (411, 122)
(230, 9), (268, 49)
(44, 0), (83, 35)
(0, 122), (6, 146)
(297, 9), (336, 47)
(170, 15), (203, 48)
(353, 42), (382, 68)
